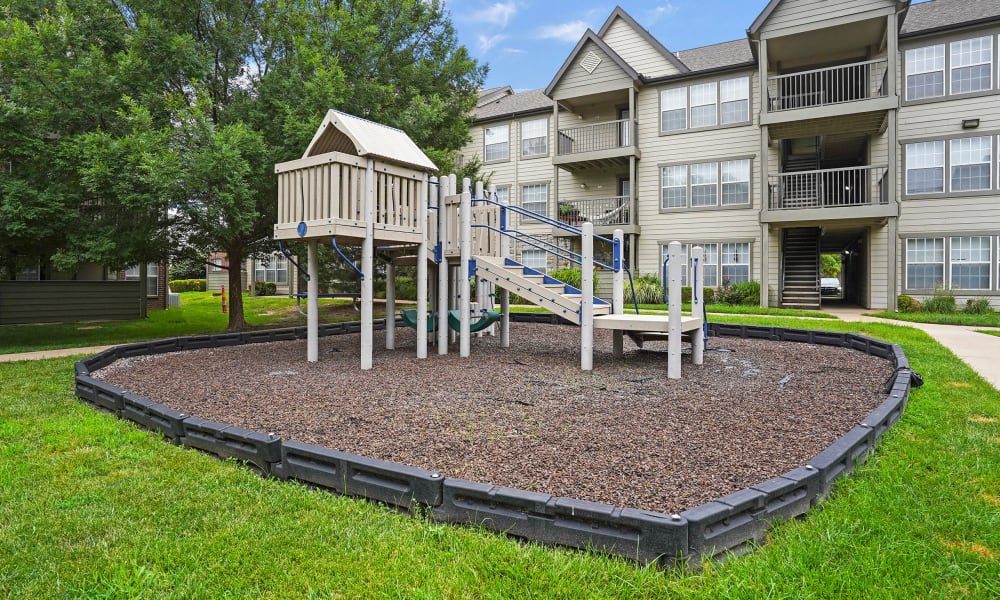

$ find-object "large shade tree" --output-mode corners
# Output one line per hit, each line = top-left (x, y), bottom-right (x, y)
(0, 0), (484, 329)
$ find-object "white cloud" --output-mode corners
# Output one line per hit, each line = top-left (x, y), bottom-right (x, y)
(470, 2), (518, 28)
(502, 47), (527, 54)
(478, 33), (508, 52)
(646, 2), (677, 25)
(536, 20), (588, 43)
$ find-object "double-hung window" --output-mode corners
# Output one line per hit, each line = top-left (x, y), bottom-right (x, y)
(520, 118), (547, 158)
(721, 159), (751, 206)
(950, 36), (993, 94)
(905, 45), (945, 100)
(661, 160), (751, 209)
(660, 242), (730, 288)
(950, 236), (992, 290)
(905, 141), (945, 194)
(126, 263), (159, 296)
(720, 77), (750, 124)
(660, 76), (750, 132)
(950, 136), (992, 192)
(905, 238), (945, 289)
(256, 254), (288, 284)
(521, 183), (548, 217)
(660, 88), (687, 132)
(689, 83), (718, 128)
(661, 165), (687, 209)
(520, 249), (547, 274)
(484, 124), (509, 162)
(721, 243), (750, 283)
(690, 163), (718, 207)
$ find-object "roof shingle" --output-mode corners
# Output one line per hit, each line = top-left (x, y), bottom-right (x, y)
(473, 88), (551, 122)
(674, 39), (755, 73)
(901, 0), (1000, 36)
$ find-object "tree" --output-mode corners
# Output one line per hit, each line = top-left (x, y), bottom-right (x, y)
(821, 253), (842, 278)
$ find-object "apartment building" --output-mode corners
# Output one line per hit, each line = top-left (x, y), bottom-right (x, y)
(461, 0), (1000, 310)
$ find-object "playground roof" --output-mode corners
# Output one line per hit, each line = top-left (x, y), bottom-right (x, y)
(302, 110), (437, 172)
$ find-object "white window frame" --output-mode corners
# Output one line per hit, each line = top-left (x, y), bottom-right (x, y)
(484, 124), (509, 162)
(905, 238), (945, 290)
(661, 242), (721, 288)
(146, 263), (159, 297)
(520, 118), (548, 158)
(660, 76), (750, 133)
(690, 162), (719, 207)
(660, 165), (688, 209)
(660, 88), (687, 132)
(660, 159), (752, 210)
(721, 159), (751, 206)
(950, 236), (992, 290)
(949, 136), (992, 192)
(950, 36), (993, 95)
(520, 249), (548, 274)
(720, 242), (751, 284)
(521, 183), (548, 218)
(689, 82), (718, 128)
(905, 140), (946, 195)
(720, 77), (750, 125)
(905, 44), (946, 101)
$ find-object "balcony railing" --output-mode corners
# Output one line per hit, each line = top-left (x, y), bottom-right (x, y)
(767, 58), (888, 112)
(557, 119), (632, 156)
(768, 165), (888, 210)
(557, 195), (631, 226)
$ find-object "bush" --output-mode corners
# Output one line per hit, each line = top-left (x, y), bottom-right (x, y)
(922, 287), (957, 314)
(630, 274), (664, 305)
(715, 280), (761, 306)
(681, 286), (715, 304)
(169, 279), (207, 292)
(254, 281), (277, 296)
(549, 267), (598, 293)
(897, 294), (920, 313)
(965, 296), (994, 314)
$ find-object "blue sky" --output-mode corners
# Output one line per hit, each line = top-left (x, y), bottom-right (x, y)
(446, 0), (928, 91)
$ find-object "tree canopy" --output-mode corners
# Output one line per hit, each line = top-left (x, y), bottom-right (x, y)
(0, 0), (484, 328)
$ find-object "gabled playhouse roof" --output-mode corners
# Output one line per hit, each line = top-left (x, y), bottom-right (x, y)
(302, 110), (437, 172)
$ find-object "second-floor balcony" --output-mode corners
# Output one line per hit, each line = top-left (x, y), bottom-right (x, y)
(556, 195), (632, 228)
(767, 164), (890, 218)
(764, 58), (893, 124)
(554, 118), (638, 171)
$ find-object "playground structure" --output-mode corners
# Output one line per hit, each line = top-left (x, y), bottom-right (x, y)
(274, 110), (705, 377)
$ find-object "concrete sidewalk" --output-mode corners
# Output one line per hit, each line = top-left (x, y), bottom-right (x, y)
(0, 345), (113, 364)
(824, 307), (1000, 391)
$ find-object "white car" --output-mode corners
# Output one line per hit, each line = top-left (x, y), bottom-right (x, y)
(820, 277), (842, 296)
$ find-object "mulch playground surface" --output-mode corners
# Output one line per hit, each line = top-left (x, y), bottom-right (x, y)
(95, 323), (891, 514)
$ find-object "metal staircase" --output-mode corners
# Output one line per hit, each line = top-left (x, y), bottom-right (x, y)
(780, 227), (821, 309)
(474, 255), (611, 324)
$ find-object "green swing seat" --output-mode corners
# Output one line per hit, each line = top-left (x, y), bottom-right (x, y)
(447, 309), (501, 333)
(399, 309), (438, 332)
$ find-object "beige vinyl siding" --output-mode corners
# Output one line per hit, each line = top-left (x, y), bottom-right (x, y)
(766, 227), (781, 305)
(761, 0), (894, 35)
(601, 17), (680, 78)
(869, 225), (889, 309)
(897, 96), (1000, 140)
(549, 42), (634, 101)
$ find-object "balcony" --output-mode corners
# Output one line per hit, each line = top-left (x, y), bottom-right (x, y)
(553, 119), (638, 172)
(764, 164), (895, 223)
(761, 58), (896, 130)
(557, 195), (631, 227)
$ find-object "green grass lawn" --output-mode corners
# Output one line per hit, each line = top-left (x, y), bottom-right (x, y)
(510, 304), (835, 319)
(976, 329), (1000, 338)
(1, 317), (998, 597)
(868, 310), (1000, 327)
(0, 292), (374, 354)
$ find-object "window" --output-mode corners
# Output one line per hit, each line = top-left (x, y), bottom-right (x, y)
(950, 136), (992, 191)
(689, 83), (718, 128)
(660, 159), (751, 209)
(721, 159), (751, 206)
(905, 45), (945, 100)
(660, 88), (687, 131)
(905, 141), (945, 194)
(484, 124), (509, 162)
(256, 254), (288, 284)
(520, 118), (547, 157)
(906, 238), (945, 289)
(690, 162), (718, 207)
(720, 77), (750, 124)
(950, 36), (992, 94)
(662, 243), (720, 287)
(492, 185), (510, 204)
(721, 243), (750, 283)
(125, 263), (159, 296)
(15, 258), (40, 281)
(521, 183), (548, 217)
(661, 165), (687, 209)
(951, 236), (991, 290)
(520, 249), (547, 274)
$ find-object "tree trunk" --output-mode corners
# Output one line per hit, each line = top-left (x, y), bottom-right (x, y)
(226, 244), (248, 331)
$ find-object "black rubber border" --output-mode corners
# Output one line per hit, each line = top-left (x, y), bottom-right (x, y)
(73, 314), (913, 567)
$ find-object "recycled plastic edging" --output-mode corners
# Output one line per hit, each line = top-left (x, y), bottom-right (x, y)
(73, 314), (913, 567)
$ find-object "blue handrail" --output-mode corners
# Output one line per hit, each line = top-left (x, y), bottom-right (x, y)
(472, 223), (615, 272)
(331, 237), (364, 281)
(474, 194), (616, 248)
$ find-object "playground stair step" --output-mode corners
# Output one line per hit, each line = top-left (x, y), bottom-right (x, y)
(473, 255), (611, 324)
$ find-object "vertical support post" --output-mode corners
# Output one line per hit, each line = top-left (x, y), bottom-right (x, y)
(761, 223), (770, 306)
(581, 222), (594, 371)
(497, 184), (511, 348)
(417, 174), (429, 358)
(307, 239), (319, 363)
(385, 259), (396, 350)
(691, 245), (705, 366)
(667, 241), (682, 379)
(459, 189), (472, 357)
(438, 175), (449, 354)
(361, 159), (375, 370)
(612, 228), (624, 358)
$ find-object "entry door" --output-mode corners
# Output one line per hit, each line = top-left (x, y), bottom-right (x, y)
(618, 108), (630, 147)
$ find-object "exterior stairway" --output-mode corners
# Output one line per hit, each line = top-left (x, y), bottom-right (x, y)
(780, 227), (821, 309)
(473, 255), (611, 324)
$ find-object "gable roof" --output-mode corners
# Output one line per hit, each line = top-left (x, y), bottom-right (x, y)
(544, 29), (641, 97)
(303, 110), (437, 172)
(901, 0), (1000, 36)
(477, 86), (513, 107)
(675, 39), (755, 73)
(596, 6), (689, 75)
(473, 88), (551, 123)
(749, 0), (908, 36)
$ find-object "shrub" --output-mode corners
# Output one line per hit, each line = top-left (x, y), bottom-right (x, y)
(169, 279), (207, 292)
(897, 294), (919, 313)
(965, 296), (994, 315)
(630, 274), (664, 305)
(715, 280), (761, 306)
(549, 267), (598, 293)
(922, 287), (957, 314)
(681, 286), (715, 304)
(254, 281), (277, 296)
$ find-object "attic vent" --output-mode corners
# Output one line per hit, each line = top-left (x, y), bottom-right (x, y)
(580, 51), (602, 74)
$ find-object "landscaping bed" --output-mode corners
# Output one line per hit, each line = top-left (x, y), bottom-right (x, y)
(94, 322), (891, 514)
